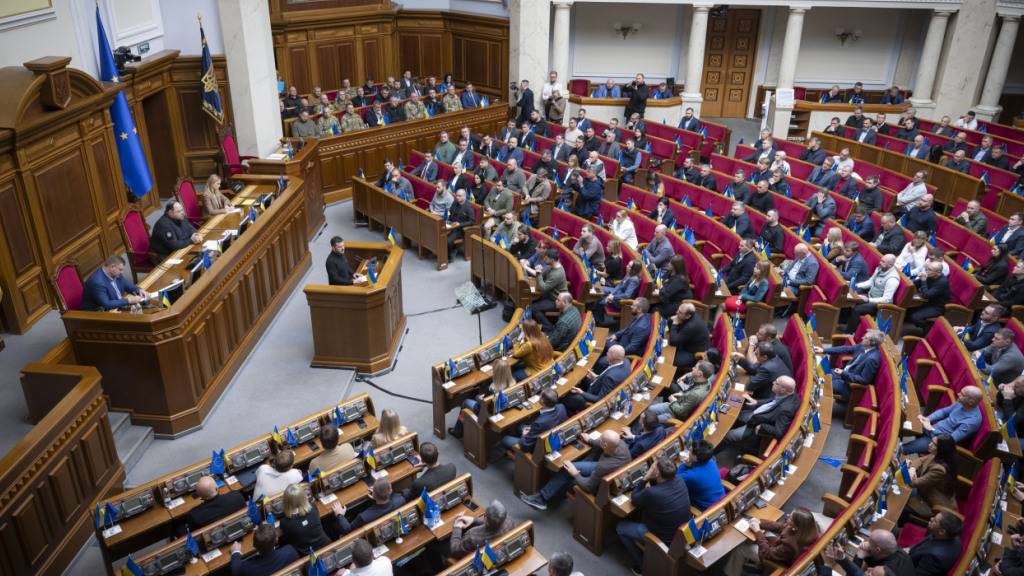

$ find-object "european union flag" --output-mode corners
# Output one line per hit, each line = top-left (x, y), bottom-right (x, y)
(902, 261), (912, 276)
(472, 543), (498, 571)
(247, 498), (261, 525)
(197, 18), (224, 124)
(878, 314), (892, 335)
(210, 449), (225, 476)
(96, 7), (153, 197)
(544, 431), (562, 454)
(185, 527), (200, 557)
(286, 427), (299, 447)
(705, 205), (713, 217)
(201, 250), (213, 270)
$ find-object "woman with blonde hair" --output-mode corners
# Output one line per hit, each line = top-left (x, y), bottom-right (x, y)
(279, 483), (330, 551)
(371, 408), (408, 447)
(512, 320), (555, 379)
(820, 227), (844, 261)
(202, 174), (240, 216)
(448, 357), (517, 438)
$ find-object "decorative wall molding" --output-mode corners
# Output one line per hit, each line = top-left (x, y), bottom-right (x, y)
(0, 5), (56, 32)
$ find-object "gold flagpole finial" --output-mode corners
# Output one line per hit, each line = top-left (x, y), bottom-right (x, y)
(197, 12), (202, 23)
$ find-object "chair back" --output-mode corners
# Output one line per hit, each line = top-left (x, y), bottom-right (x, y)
(52, 262), (84, 313)
(120, 209), (151, 269)
(221, 131), (241, 167)
(569, 79), (590, 97)
(176, 178), (203, 226)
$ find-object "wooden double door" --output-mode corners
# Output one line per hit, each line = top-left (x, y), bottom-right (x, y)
(700, 8), (760, 118)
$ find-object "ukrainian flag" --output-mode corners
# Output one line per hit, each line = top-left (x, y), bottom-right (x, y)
(682, 517), (702, 545)
(123, 555), (145, 576)
(395, 511), (409, 535)
(271, 426), (283, 445)
(472, 542), (497, 570)
(544, 432), (562, 454)
(387, 227), (398, 246)
(364, 445), (377, 470)
(308, 547), (328, 576)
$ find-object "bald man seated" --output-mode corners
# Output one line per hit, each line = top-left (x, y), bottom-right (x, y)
(563, 345), (630, 413)
(185, 475), (246, 529)
(902, 386), (983, 455)
(721, 376), (799, 456)
(821, 528), (915, 576)
(519, 429), (631, 510)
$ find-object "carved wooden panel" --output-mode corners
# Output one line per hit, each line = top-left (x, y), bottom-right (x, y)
(289, 46), (311, 93)
(46, 454), (83, 525)
(90, 140), (119, 219)
(338, 41), (356, 85)
(700, 8), (760, 117)
(0, 180), (35, 276)
(399, 34), (420, 74)
(33, 150), (98, 255)
(362, 38), (380, 82)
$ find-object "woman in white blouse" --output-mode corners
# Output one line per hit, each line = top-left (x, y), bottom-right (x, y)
(894, 230), (929, 276)
(611, 209), (638, 250)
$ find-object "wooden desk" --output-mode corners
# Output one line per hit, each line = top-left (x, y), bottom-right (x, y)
(304, 243), (405, 373)
(61, 175), (311, 436)
(248, 138), (325, 241)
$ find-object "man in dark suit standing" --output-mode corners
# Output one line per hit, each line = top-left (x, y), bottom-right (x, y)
(326, 236), (363, 286)
(446, 190), (477, 258)
(908, 511), (962, 576)
(593, 299), (652, 373)
(732, 342), (791, 400)
(186, 476), (246, 529)
(669, 303), (711, 372)
(815, 329), (883, 401)
(82, 256), (150, 311)
(723, 376), (799, 455)
(721, 238), (756, 293)
(516, 79), (535, 125)
(565, 344), (631, 412)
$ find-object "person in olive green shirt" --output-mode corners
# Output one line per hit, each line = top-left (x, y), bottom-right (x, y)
(434, 131), (458, 164)
(492, 212), (522, 244)
(526, 250), (569, 330)
(482, 181), (515, 238)
(317, 110), (340, 136)
(291, 110), (319, 138)
(443, 86), (462, 113)
(404, 92), (428, 120)
(544, 293), (581, 351)
(339, 103), (367, 133)
(647, 361), (715, 423)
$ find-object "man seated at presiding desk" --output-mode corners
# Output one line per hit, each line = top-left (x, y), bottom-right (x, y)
(326, 236), (368, 286)
(902, 386), (983, 455)
(615, 456), (693, 575)
(186, 475), (246, 530)
(82, 255), (155, 311)
(519, 430), (631, 511)
(229, 523), (299, 576)
(150, 200), (203, 261)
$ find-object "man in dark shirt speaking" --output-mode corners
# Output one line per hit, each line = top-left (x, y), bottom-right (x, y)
(326, 236), (365, 286)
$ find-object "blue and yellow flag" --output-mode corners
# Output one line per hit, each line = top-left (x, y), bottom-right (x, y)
(96, 6), (153, 197)
(210, 449), (226, 476)
(363, 445), (377, 470)
(495, 390), (508, 413)
(198, 18), (224, 124)
(367, 262), (378, 285)
(395, 511), (410, 535)
(682, 518), (702, 545)
(123, 555), (145, 576)
(387, 227), (398, 246)
(472, 543), (498, 571)
(271, 426), (283, 445)
(544, 432), (562, 454)
(185, 527), (200, 557)
(417, 488), (441, 521)
(308, 547), (328, 576)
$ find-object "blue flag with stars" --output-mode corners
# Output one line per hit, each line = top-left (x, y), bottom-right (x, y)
(96, 6), (153, 197)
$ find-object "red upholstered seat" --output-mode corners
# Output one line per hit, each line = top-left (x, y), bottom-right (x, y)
(176, 179), (203, 227)
(52, 262), (84, 313)
(896, 522), (927, 549)
(219, 129), (254, 178)
(120, 209), (155, 282)
(569, 79), (590, 97)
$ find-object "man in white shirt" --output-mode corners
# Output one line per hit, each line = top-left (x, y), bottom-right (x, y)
(253, 449), (303, 499)
(831, 148), (855, 173)
(611, 209), (638, 249)
(954, 110), (978, 131)
(845, 254), (900, 332)
(542, 70), (564, 102)
(339, 538), (393, 576)
(896, 170), (929, 212)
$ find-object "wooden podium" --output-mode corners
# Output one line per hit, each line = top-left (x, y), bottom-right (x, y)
(304, 242), (405, 373)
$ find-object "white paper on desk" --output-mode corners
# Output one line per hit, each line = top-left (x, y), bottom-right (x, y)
(203, 240), (221, 252)
(102, 525), (123, 539)
(632, 393), (644, 402)
(612, 494), (629, 506)
(903, 420), (913, 430)
(530, 286), (536, 293)
(688, 545), (708, 558)
(225, 475), (239, 486)
(442, 381), (456, 390)
(993, 531), (1004, 546)
(761, 489), (776, 501)
(480, 365), (493, 373)
(371, 469), (389, 479)
(202, 549), (222, 563)
(1002, 499), (1008, 511)
(428, 518), (445, 528)
(319, 493), (338, 505)
(557, 377), (568, 385)
(998, 441), (1010, 452)
(804, 434), (814, 448)
(587, 431), (601, 442)
(734, 519), (750, 534)
(490, 414), (504, 423)
(652, 375), (663, 384)
(529, 395), (540, 403)
(735, 383), (746, 392)
(662, 339), (669, 347)
(266, 153), (287, 160)
(577, 359), (588, 366)
(166, 258), (184, 265)
(611, 411), (624, 420)
(166, 497), (186, 510)
(787, 465), (798, 475)
(589, 289), (598, 295)
(372, 545), (389, 559)
(545, 452), (561, 462)
(657, 356), (665, 364)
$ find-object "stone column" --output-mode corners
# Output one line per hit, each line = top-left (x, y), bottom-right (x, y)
(551, 1), (572, 91)
(975, 14), (1020, 121)
(908, 10), (952, 115)
(509, 0), (552, 116)
(770, 7), (807, 138)
(681, 4), (712, 114)
(932, 1), (995, 119)
(216, 0), (281, 157)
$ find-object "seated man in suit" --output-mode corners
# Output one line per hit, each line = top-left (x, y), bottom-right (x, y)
(995, 213), (1024, 256)
(908, 510), (962, 576)
(642, 225), (676, 272)
(722, 202), (754, 238)
(986, 145), (1011, 170)
(815, 329), (883, 401)
(731, 342), (791, 399)
(971, 135), (995, 163)
(520, 429), (631, 510)
(669, 303), (711, 373)
(822, 530), (914, 576)
(782, 243), (820, 289)
(832, 241), (870, 287)
(808, 157), (839, 189)
(594, 78), (621, 98)
(845, 208), (875, 242)
(722, 375), (799, 456)
(978, 328), (1024, 385)
(331, 477), (405, 534)
(150, 201), (203, 261)
(853, 118), (877, 145)
(564, 344), (630, 413)
(411, 151), (438, 181)
(722, 169), (751, 201)
(593, 299), (652, 373)
(500, 388), (567, 452)
(648, 361), (715, 424)
(82, 255), (150, 311)
(904, 134), (930, 160)
(902, 386), (983, 454)
(907, 261), (950, 332)
(904, 194), (937, 235)
(800, 137), (827, 166)
(872, 213), (907, 255)
(186, 475), (245, 529)
(404, 442), (456, 500)
(955, 304), (1002, 352)
(721, 238), (757, 293)
(229, 523), (299, 576)
(942, 131), (970, 154)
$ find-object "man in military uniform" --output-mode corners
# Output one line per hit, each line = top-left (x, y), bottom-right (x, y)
(317, 108), (340, 136)
(434, 131), (457, 164)
(291, 110), (319, 138)
(315, 94), (336, 116)
(404, 92), (428, 121)
(340, 103), (367, 133)
(443, 85), (462, 113)
(150, 201), (203, 261)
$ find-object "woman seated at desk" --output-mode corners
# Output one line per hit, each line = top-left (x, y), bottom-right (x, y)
(448, 357), (516, 439)
(203, 174), (242, 216)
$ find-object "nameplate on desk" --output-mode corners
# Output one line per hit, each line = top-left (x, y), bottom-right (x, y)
(225, 475), (239, 486)
(903, 420), (913, 430)
(372, 545), (389, 558)
(166, 497), (186, 510)
(529, 395), (540, 404)
(787, 465), (798, 475)
(266, 153), (287, 160)
(530, 286), (536, 293)
(612, 494), (629, 506)
(998, 441), (1010, 452)
(657, 356), (665, 364)
(490, 414), (505, 423)
(734, 383), (746, 393)
(715, 289), (723, 296)
(611, 411), (624, 420)
(662, 339), (669, 347)
(480, 365), (493, 373)
(992, 531), (1003, 546)
(577, 358), (588, 366)
(201, 549), (222, 563)
(442, 381), (456, 390)
(102, 525), (122, 539)
(706, 424), (716, 436)
(733, 518), (750, 534)
(371, 470), (389, 479)
(427, 518), (444, 528)
(589, 289), (598, 295)
(633, 393), (645, 402)
(803, 434), (815, 448)
(761, 489), (776, 502)
(166, 258), (184, 265)
(652, 289), (660, 296)
(652, 375), (663, 385)
(587, 431), (601, 442)
(1002, 499), (1008, 511)
(557, 377), (568, 385)
(319, 493), (338, 505)
(545, 451), (561, 462)
(688, 545), (708, 558)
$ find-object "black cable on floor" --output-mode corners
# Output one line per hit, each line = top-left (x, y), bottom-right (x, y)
(406, 303), (463, 317)
(353, 374), (432, 404)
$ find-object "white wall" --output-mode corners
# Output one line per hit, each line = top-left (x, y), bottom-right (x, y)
(161, 0), (223, 56)
(0, 0), (84, 71)
(569, 2), (685, 83)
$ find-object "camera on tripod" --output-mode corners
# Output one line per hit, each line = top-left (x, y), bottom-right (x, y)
(113, 47), (141, 76)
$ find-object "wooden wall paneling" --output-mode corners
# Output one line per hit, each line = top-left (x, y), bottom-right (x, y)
(290, 45), (312, 94)
(0, 171), (50, 333)
(166, 55), (231, 181)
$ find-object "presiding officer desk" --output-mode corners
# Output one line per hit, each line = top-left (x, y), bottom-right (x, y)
(59, 175), (312, 437)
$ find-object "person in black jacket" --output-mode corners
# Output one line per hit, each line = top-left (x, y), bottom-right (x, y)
(508, 227), (537, 261)
(872, 213), (907, 256)
(758, 210), (785, 255)
(331, 478), (405, 535)
(856, 176), (884, 214)
(695, 164), (717, 191)
(747, 323), (793, 374)
(995, 260), (1024, 315)
(731, 342), (791, 400)
(721, 238), (757, 293)
(821, 530), (915, 576)
(747, 181), (776, 215)
(279, 483), (330, 552)
(903, 194), (937, 235)
(722, 202), (755, 238)
(656, 256), (693, 318)
(723, 376), (799, 455)
(326, 236), (361, 286)
(229, 523), (299, 576)
(404, 442), (456, 500)
(845, 208), (875, 241)
(615, 457), (691, 574)
(976, 243), (1010, 286)
(186, 476), (245, 529)
(907, 261), (950, 332)
(150, 201), (202, 260)
(622, 73), (649, 119)
(995, 529), (1024, 576)
(669, 303), (711, 373)
(516, 80), (535, 125)
(446, 190), (477, 257)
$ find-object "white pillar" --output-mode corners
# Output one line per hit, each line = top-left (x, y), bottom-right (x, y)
(770, 7), (808, 138)
(975, 14), (1020, 121)
(509, 0), (552, 114)
(908, 11), (952, 114)
(551, 1), (572, 91)
(216, 0), (281, 157)
(681, 4), (712, 113)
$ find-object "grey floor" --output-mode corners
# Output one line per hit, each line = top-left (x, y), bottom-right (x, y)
(0, 117), (850, 575)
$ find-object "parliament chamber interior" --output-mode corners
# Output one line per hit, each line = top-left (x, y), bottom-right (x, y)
(3, 0), (1024, 575)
